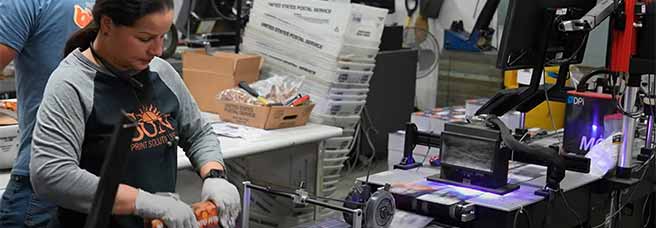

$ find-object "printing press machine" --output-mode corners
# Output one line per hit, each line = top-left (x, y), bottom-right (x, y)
(359, 124), (656, 228)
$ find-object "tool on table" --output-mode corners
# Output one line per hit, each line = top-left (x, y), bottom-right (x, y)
(147, 201), (220, 228)
(238, 81), (269, 105)
(290, 95), (311, 107)
(242, 181), (395, 228)
(284, 94), (302, 106)
(0, 100), (16, 112)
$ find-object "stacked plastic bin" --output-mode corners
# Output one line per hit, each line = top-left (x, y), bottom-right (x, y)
(241, 0), (387, 222)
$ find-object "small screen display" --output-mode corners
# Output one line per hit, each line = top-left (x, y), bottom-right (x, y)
(441, 133), (497, 173)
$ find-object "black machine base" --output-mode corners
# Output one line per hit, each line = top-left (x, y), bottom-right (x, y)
(638, 148), (655, 162)
(427, 175), (520, 195)
(615, 167), (633, 179)
(394, 163), (423, 170)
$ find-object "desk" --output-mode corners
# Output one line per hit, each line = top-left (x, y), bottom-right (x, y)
(174, 122), (342, 227)
(176, 123), (343, 169)
(358, 159), (655, 228)
(0, 123), (342, 227)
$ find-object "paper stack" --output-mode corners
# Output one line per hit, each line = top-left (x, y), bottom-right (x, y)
(240, 0), (388, 222)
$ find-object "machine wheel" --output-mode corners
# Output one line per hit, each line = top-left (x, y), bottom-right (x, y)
(161, 24), (178, 59)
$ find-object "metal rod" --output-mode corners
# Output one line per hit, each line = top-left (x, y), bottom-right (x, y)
(234, 0), (242, 53)
(353, 209), (363, 228)
(618, 86), (640, 178)
(242, 181), (252, 228)
(607, 190), (616, 228)
(243, 182), (362, 214)
(647, 115), (654, 148)
(519, 112), (526, 129)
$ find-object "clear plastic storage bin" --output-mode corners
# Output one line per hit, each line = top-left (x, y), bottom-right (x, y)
(323, 136), (354, 150)
(311, 114), (361, 129)
(313, 97), (366, 116)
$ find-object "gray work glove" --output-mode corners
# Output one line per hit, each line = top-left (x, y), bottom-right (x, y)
(201, 178), (241, 228)
(134, 189), (200, 228)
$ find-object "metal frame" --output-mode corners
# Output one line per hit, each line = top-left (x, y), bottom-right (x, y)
(84, 112), (138, 228)
(241, 181), (363, 228)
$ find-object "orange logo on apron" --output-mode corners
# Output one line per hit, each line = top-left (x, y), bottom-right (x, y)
(73, 5), (93, 28)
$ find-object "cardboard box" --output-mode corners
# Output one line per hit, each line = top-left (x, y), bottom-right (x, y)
(182, 51), (263, 113)
(215, 101), (315, 129)
(0, 114), (18, 170)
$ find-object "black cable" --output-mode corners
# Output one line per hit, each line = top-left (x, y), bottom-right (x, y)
(513, 207), (532, 228)
(547, 33), (589, 65)
(611, 73), (643, 118)
(642, 194), (652, 228)
(592, 154), (655, 228)
(362, 107), (376, 183)
(576, 68), (612, 92)
(507, 49), (528, 67)
(559, 190), (584, 228)
(415, 146), (432, 172)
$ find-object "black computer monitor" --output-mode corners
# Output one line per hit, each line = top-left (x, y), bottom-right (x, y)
(497, 0), (596, 70)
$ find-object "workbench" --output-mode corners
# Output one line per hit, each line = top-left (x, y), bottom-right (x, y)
(357, 158), (656, 228)
(0, 121), (342, 228)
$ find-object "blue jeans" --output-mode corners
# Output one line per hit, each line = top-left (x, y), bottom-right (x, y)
(0, 174), (57, 228)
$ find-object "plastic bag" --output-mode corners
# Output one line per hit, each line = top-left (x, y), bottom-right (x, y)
(217, 73), (305, 105)
(216, 87), (261, 105)
(586, 133), (622, 177)
(251, 73), (304, 103)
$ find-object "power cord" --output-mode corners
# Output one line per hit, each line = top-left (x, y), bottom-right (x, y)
(559, 189), (584, 228)
(542, 70), (561, 144)
(513, 206), (533, 228)
(611, 73), (643, 118)
(591, 153), (655, 228)
(642, 194), (652, 228)
(414, 146), (432, 172)
(547, 33), (589, 65)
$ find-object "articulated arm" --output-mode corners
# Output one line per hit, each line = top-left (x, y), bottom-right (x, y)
(559, 0), (617, 31)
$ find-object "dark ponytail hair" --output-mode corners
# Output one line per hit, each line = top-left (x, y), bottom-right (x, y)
(64, 0), (174, 56)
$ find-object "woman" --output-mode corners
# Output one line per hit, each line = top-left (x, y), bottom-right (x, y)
(28, 0), (241, 227)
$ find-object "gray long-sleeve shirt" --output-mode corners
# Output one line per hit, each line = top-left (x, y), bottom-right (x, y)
(29, 49), (223, 228)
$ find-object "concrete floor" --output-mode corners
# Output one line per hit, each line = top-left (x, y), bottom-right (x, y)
(332, 159), (389, 201)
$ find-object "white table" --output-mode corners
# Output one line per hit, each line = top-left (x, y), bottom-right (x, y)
(0, 123), (342, 201)
(0, 170), (9, 196)
(176, 123), (343, 169)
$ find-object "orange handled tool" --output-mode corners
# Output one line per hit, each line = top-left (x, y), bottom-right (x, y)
(147, 201), (220, 228)
(1, 100), (16, 112)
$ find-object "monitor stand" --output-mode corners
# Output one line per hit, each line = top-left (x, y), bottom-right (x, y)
(427, 175), (520, 195)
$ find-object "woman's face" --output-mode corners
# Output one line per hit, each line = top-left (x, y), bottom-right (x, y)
(102, 10), (173, 71)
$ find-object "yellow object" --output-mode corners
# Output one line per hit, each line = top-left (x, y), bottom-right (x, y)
(503, 66), (570, 130)
(525, 101), (566, 130)
(413, 15), (429, 43)
(257, 96), (269, 106)
(503, 70), (518, 88)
